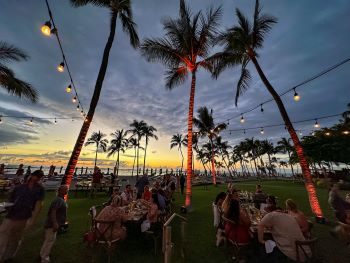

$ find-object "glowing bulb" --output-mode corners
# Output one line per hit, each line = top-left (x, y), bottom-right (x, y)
(41, 21), (52, 36)
(299, 131), (303, 136)
(29, 118), (33, 125)
(343, 131), (349, 135)
(76, 105), (80, 111)
(57, 62), (64, 72)
(314, 120), (320, 128)
(54, 118), (57, 125)
(80, 110), (84, 115)
(85, 117), (89, 123)
(325, 132), (330, 136)
(260, 128), (264, 134)
(240, 115), (245, 123)
(72, 96), (77, 103)
(293, 88), (300, 102)
(66, 84), (72, 93)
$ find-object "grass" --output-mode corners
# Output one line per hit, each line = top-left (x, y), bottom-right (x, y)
(1, 180), (349, 262)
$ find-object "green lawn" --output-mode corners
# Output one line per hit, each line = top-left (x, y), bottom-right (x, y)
(1, 180), (349, 262)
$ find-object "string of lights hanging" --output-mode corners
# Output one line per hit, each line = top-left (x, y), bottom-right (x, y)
(217, 57), (350, 126)
(0, 115), (84, 125)
(41, 0), (86, 117)
(222, 112), (348, 135)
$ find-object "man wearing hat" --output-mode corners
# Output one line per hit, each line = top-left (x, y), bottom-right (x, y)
(0, 170), (45, 262)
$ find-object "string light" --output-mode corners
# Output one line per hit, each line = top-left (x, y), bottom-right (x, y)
(72, 96), (77, 103)
(314, 119), (320, 128)
(243, 129), (246, 134)
(260, 104), (264, 112)
(57, 62), (64, 72)
(293, 88), (300, 102)
(260, 127), (264, 134)
(80, 110), (84, 115)
(0, 116), (2, 124)
(299, 131), (303, 136)
(343, 131), (349, 135)
(54, 118), (57, 125)
(41, 21), (52, 36)
(76, 105), (80, 111)
(325, 132), (331, 136)
(66, 84), (72, 93)
(240, 115), (245, 123)
(29, 118), (33, 125)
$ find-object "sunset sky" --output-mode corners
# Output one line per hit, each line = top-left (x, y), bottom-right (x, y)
(0, 0), (349, 170)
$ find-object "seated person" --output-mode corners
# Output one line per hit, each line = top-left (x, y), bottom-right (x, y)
(253, 184), (267, 209)
(105, 188), (120, 206)
(258, 210), (311, 262)
(329, 183), (350, 223)
(224, 199), (251, 245)
(121, 184), (133, 205)
(262, 195), (277, 214)
(227, 182), (237, 194)
(285, 199), (310, 237)
(95, 195), (127, 241)
(147, 193), (160, 224)
(142, 185), (152, 202)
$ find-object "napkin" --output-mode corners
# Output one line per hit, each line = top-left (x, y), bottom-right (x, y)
(265, 240), (276, 254)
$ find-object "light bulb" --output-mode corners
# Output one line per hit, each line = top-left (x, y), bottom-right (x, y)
(260, 128), (264, 134)
(325, 132), (330, 136)
(260, 104), (264, 112)
(72, 96), (77, 103)
(299, 131), (302, 136)
(240, 116), (245, 123)
(293, 89), (300, 102)
(76, 105), (80, 111)
(41, 21), (52, 36)
(54, 118), (57, 125)
(29, 118), (33, 125)
(80, 110), (84, 115)
(66, 84), (72, 93)
(314, 120), (320, 128)
(57, 62), (64, 72)
(343, 131), (349, 135)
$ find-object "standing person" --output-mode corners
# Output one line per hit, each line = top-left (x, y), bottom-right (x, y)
(135, 174), (149, 199)
(91, 166), (103, 197)
(0, 170), (45, 262)
(24, 166), (32, 182)
(180, 174), (185, 195)
(40, 185), (68, 263)
(15, 164), (24, 179)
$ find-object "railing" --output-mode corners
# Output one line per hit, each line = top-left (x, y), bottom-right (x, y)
(163, 213), (187, 263)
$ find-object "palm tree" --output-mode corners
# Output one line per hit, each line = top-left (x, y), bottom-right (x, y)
(84, 131), (108, 167)
(193, 107), (226, 185)
(170, 134), (187, 173)
(215, 136), (233, 177)
(140, 0), (222, 207)
(108, 129), (129, 177)
(127, 120), (147, 179)
(212, 0), (323, 217)
(142, 124), (158, 174)
(260, 139), (275, 176)
(276, 137), (295, 178)
(0, 41), (38, 102)
(127, 137), (141, 177)
(342, 103), (350, 124)
(62, 0), (139, 188)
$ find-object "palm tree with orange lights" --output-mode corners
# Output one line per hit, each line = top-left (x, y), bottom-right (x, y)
(141, 0), (222, 208)
(62, 0), (139, 188)
(211, 0), (323, 218)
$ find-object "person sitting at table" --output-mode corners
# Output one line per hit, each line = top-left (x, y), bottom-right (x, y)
(135, 174), (149, 199)
(285, 199), (310, 237)
(224, 199), (251, 245)
(258, 209), (311, 262)
(329, 183), (350, 223)
(121, 184), (133, 205)
(95, 195), (127, 241)
(213, 192), (227, 247)
(147, 193), (160, 226)
(142, 185), (152, 202)
(253, 185), (267, 209)
(227, 182), (237, 194)
(90, 167), (103, 197)
(262, 195), (277, 214)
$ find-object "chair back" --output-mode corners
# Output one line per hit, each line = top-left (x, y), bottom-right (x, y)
(295, 237), (318, 263)
(93, 219), (120, 245)
(88, 205), (103, 230)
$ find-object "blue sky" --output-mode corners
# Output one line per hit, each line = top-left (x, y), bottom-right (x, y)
(0, 0), (349, 168)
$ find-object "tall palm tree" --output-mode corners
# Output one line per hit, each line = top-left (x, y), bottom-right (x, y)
(108, 129), (129, 177)
(127, 120), (147, 179)
(127, 137), (142, 177)
(140, 0), (222, 207)
(62, 0), (139, 188)
(193, 106), (226, 185)
(170, 134), (187, 173)
(215, 136), (233, 177)
(212, 0), (323, 217)
(0, 41), (38, 102)
(142, 124), (158, 173)
(276, 137), (295, 178)
(84, 131), (108, 167)
(260, 139), (275, 176)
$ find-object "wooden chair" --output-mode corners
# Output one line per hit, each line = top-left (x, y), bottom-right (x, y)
(222, 215), (250, 262)
(93, 219), (120, 263)
(295, 237), (318, 263)
(144, 215), (163, 255)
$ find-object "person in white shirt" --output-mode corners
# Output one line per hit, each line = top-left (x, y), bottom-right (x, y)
(120, 184), (133, 205)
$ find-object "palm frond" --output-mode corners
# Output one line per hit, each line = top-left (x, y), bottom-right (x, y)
(119, 11), (139, 48)
(70, 0), (110, 7)
(0, 42), (28, 62)
(235, 61), (251, 106)
(165, 66), (188, 90)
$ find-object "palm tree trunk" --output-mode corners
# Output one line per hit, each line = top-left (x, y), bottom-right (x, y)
(179, 146), (184, 173)
(251, 55), (323, 218)
(209, 138), (217, 185)
(94, 143), (98, 168)
(61, 11), (118, 188)
(185, 72), (196, 208)
(287, 151), (295, 178)
(136, 138), (140, 180)
(116, 150), (120, 177)
(143, 139), (148, 174)
(132, 147), (136, 177)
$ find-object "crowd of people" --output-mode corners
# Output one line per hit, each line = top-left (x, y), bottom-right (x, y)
(213, 183), (312, 262)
